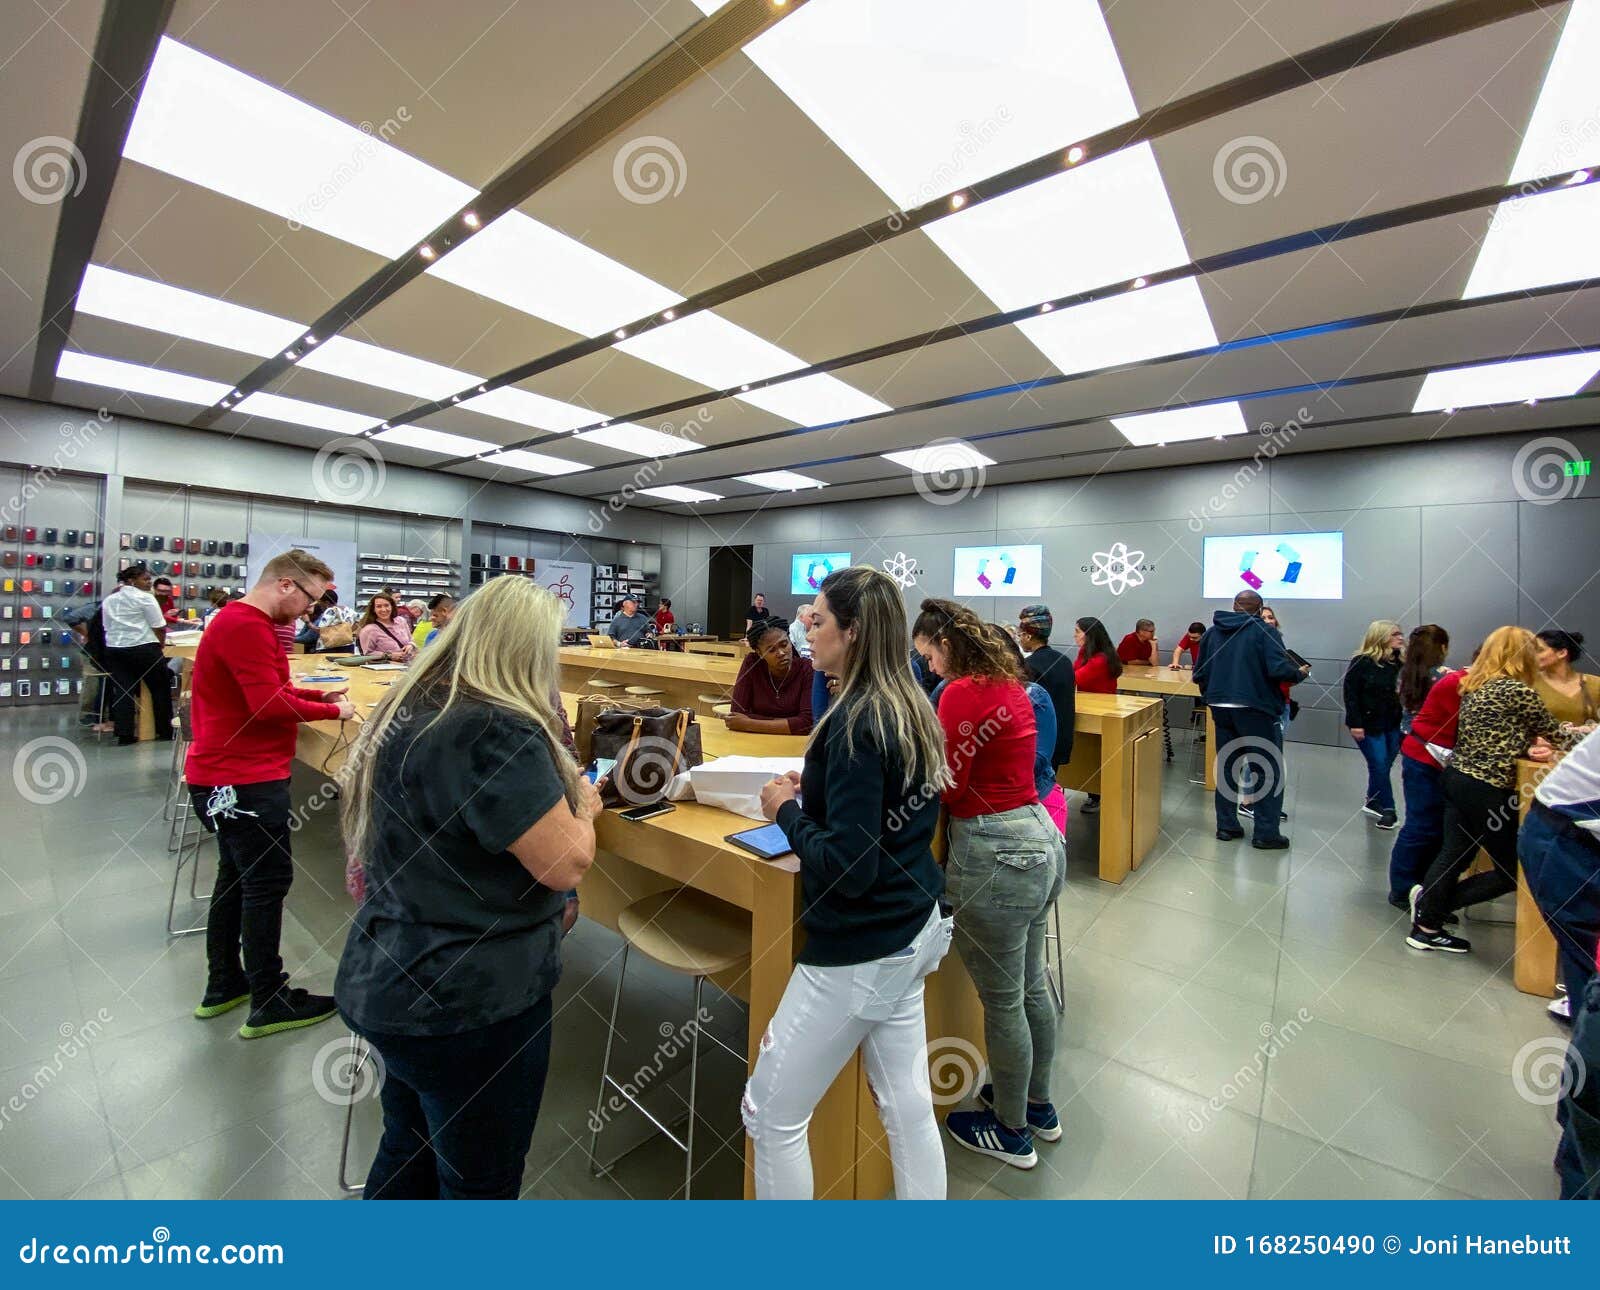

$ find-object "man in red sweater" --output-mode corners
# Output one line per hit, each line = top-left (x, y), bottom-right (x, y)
(188, 549), (355, 1039)
(1116, 618), (1159, 666)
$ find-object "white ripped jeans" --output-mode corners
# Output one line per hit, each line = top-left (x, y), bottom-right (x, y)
(742, 905), (952, 1200)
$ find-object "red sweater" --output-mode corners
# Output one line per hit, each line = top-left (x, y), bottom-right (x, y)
(1074, 651), (1118, 694)
(186, 601), (343, 787)
(1400, 669), (1465, 771)
(937, 676), (1038, 818)
(1116, 632), (1155, 665)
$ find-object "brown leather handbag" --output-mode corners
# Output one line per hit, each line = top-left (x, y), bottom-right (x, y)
(590, 706), (704, 807)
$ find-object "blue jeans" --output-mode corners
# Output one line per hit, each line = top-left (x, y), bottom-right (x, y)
(1212, 706), (1285, 843)
(352, 995), (554, 1199)
(1558, 970), (1600, 1199)
(1388, 757), (1444, 900)
(1355, 727), (1400, 812)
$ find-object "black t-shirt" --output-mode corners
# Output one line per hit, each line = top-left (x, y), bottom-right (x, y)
(746, 603), (769, 624)
(335, 699), (569, 1036)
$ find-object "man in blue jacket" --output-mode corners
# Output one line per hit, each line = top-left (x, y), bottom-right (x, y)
(1193, 589), (1308, 849)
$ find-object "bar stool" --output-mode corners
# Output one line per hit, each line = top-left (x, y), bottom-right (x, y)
(1186, 705), (1209, 786)
(624, 685), (664, 699)
(588, 887), (750, 1199)
(1044, 899), (1066, 1014)
(165, 702), (209, 937)
(711, 703), (732, 720)
(338, 1034), (374, 1194)
(589, 679), (622, 691)
(696, 693), (725, 718)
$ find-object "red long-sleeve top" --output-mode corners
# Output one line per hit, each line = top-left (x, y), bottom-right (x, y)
(1400, 669), (1465, 771)
(1074, 651), (1118, 694)
(185, 600), (343, 787)
(936, 675), (1037, 818)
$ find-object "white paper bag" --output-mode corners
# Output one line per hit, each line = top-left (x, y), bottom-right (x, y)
(688, 755), (806, 821)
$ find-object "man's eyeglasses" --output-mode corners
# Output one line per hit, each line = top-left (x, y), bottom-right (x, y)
(288, 579), (319, 606)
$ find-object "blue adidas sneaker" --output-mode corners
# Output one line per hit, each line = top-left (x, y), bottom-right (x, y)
(945, 1108), (1037, 1169)
(977, 1083), (1062, 1142)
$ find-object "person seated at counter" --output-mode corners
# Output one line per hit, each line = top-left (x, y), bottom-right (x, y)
(1170, 621), (1205, 670)
(1116, 618), (1159, 666)
(728, 617), (814, 734)
(653, 597), (675, 634)
(357, 593), (417, 662)
(1534, 629), (1600, 727)
(745, 592), (769, 633)
(607, 594), (652, 647)
(418, 594), (454, 648)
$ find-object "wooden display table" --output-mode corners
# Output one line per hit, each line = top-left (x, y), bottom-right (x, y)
(560, 644), (740, 711)
(1118, 664), (1214, 791)
(1056, 693), (1165, 883)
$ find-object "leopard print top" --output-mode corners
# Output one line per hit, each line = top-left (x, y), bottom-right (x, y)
(1451, 678), (1566, 789)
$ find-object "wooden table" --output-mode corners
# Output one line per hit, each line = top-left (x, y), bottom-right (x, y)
(682, 638), (747, 658)
(1513, 757), (1560, 998)
(1055, 693), (1165, 883)
(166, 642), (984, 1199)
(1118, 665), (1214, 791)
(561, 644), (741, 712)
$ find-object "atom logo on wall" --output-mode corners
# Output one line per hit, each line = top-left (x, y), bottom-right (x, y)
(1088, 542), (1148, 596)
(882, 551), (921, 590)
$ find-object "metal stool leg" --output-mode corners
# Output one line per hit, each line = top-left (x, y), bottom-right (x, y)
(166, 794), (209, 937)
(684, 975), (703, 1201)
(588, 945), (630, 1177)
(1045, 899), (1065, 1014)
(338, 1034), (371, 1194)
(1161, 698), (1173, 763)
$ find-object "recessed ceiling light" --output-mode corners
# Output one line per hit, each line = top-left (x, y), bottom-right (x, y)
(639, 485), (723, 502)
(662, 308), (676, 321)
(614, 328), (627, 340)
(476, 384), (487, 393)
(1528, 397), (1539, 405)
(736, 470), (827, 490)
(1567, 170), (1591, 185)
(234, 390), (373, 434)
(123, 38), (474, 257)
(1412, 352), (1600, 412)
(950, 192), (967, 210)
(374, 425), (497, 456)
(283, 350), (297, 360)
(304, 334), (318, 345)
(481, 448), (586, 476)
(1131, 276), (1147, 289)
(1066, 145), (1086, 165)
(463, 211), (480, 228)
(73, 265), (303, 356)
(1113, 402), (1249, 446)
(56, 350), (231, 405)
(881, 441), (995, 473)
(419, 244), (436, 260)
(575, 423), (696, 457)
(1443, 407), (1456, 415)
(1039, 302), (1053, 312)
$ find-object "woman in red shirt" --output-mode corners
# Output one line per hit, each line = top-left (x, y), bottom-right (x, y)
(912, 598), (1065, 1170)
(1073, 617), (1122, 813)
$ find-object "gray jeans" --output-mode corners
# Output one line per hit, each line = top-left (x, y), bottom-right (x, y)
(945, 803), (1065, 1130)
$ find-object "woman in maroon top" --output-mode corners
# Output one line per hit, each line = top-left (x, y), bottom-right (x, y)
(728, 618), (815, 734)
(911, 598), (1065, 1169)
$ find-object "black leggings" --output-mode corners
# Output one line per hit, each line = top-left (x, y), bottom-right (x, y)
(1415, 767), (1519, 927)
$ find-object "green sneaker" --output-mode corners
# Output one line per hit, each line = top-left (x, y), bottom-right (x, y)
(194, 983), (251, 1020)
(238, 987), (338, 1040)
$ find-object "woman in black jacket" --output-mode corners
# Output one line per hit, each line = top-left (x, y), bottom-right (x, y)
(1343, 619), (1405, 829)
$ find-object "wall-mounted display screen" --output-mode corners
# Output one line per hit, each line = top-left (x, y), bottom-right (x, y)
(1202, 532), (1344, 600)
(952, 545), (1043, 598)
(790, 552), (852, 594)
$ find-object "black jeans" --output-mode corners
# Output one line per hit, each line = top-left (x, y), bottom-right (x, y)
(352, 995), (554, 1200)
(104, 641), (172, 742)
(1416, 767), (1519, 927)
(1211, 706), (1285, 842)
(192, 779), (295, 1007)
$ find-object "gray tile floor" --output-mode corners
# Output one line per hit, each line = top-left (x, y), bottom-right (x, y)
(0, 706), (1564, 1200)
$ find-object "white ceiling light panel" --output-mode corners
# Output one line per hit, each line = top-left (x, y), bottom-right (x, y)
(56, 351), (232, 405)
(480, 448), (586, 476)
(374, 426), (498, 456)
(574, 423), (697, 456)
(880, 441), (995, 472)
(75, 265), (301, 356)
(1112, 402), (1249, 446)
(735, 470), (828, 490)
(233, 391), (374, 435)
(1412, 352), (1600, 412)
(639, 485), (724, 503)
(123, 38), (473, 257)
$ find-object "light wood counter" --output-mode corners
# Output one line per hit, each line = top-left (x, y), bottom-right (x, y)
(1118, 664), (1214, 791)
(1056, 692), (1166, 883)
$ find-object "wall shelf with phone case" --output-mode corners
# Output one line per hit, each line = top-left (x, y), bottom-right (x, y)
(354, 553), (459, 606)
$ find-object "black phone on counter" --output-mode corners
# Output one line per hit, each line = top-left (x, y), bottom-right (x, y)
(618, 802), (674, 822)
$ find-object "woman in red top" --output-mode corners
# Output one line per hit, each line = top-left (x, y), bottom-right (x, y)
(1073, 617), (1122, 813)
(728, 618), (814, 734)
(912, 599), (1065, 1169)
(1387, 643), (1462, 909)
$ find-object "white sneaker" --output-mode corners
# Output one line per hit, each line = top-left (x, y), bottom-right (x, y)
(1550, 994), (1572, 1021)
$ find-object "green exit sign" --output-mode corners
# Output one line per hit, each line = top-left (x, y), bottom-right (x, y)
(1566, 459), (1592, 477)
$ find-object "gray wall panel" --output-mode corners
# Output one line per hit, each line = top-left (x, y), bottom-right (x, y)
(1516, 496), (1600, 643)
(1419, 502), (1522, 658)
